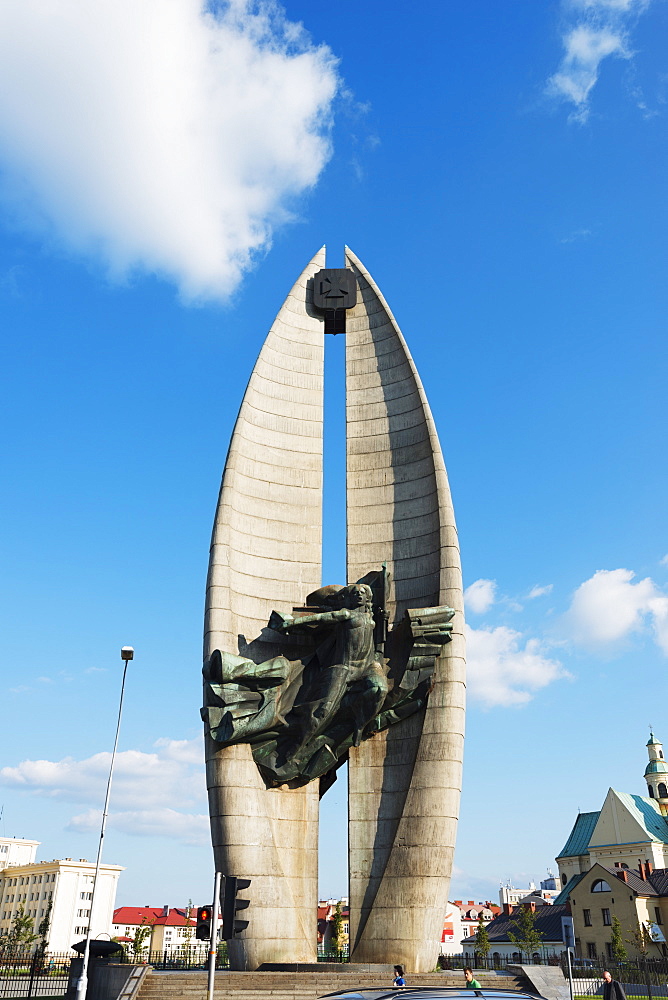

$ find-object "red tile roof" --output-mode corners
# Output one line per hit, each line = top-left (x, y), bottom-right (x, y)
(113, 906), (197, 927)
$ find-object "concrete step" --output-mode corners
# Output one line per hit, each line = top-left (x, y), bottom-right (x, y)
(137, 969), (528, 1000)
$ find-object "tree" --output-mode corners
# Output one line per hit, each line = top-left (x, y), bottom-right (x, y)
(131, 919), (153, 960)
(332, 902), (347, 956)
(475, 913), (491, 960)
(34, 901), (53, 968)
(627, 919), (652, 958)
(508, 906), (543, 962)
(610, 915), (627, 963)
(0, 904), (39, 952)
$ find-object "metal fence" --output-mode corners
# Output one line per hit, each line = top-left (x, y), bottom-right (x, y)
(562, 958), (668, 999)
(128, 950), (229, 971)
(437, 954), (564, 970)
(0, 950), (71, 999)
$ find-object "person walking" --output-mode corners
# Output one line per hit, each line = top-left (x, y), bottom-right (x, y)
(602, 970), (627, 1000)
(393, 966), (406, 987)
(464, 968), (482, 989)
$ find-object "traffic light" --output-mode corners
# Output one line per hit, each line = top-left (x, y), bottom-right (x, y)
(221, 876), (251, 939)
(196, 906), (212, 941)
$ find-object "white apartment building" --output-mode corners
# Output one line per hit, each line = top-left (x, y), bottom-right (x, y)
(0, 857), (124, 953)
(0, 837), (40, 870)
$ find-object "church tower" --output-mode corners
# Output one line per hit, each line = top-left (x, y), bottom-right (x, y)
(645, 732), (668, 815)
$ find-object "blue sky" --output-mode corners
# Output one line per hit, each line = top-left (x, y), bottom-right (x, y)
(0, 0), (667, 912)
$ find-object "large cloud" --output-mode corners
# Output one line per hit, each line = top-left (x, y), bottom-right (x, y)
(0, 0), (339, 301)
(566, 568), (668, 652)
(0, 738), (205, 813)
(466, 624), (568, 708)
(547, 0), (651, 121)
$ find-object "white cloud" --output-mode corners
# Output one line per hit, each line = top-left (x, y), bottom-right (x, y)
(68, 807), (209, 846)
(547, 0), (652, 121)
(527, 584), (553, 599)
(566, 568), (668, 652)
(464, 579), (497, 614)
(466, 624), (569, 709)
(0, 0), (339, 302)
(0, 737), (205, 813)
(660, 554), (668, 567)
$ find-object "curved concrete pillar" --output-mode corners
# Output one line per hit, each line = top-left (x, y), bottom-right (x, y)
(344, 247), (466, 972)
(204, 248), (325, 969)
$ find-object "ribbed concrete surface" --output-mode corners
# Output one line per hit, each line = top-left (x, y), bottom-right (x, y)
(204, 249), (326, 969)
(344, 248), (466, 972)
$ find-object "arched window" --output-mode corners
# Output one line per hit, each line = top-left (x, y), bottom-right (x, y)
(532, 953), (541, 964)
(561, 873), (567, 886)
(660, 751), (664, 759)
(659, 783), (668, 798)
(649, 786), (655, 798)
(621, 863), (628, 869)
(591, 879), (611, 892)
(512, 952), (521, 963)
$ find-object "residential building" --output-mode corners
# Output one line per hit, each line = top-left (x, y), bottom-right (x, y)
(317, 898), (349, 956)
(554, 861), (668, 961)
(453, 900), (501, 941)
(462, 900), (574, 963)
(112, 905), (205, 957)
(0, 837), (39, 871)
(439, 901), (464, 955)
(556, 734), (668, 889)
(0, 857), (123, 953)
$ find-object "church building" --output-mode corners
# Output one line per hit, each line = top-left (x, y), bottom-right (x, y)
(556, 734), (668, 890)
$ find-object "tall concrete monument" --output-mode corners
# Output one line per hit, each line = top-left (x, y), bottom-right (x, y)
(202, 247), (465, 972)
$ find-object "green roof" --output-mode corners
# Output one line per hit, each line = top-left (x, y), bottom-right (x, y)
(645, 760), (668, 775)
(557, 811), (600, 859)
(612, 791), (668, 844)
(553, 873), (585, 905)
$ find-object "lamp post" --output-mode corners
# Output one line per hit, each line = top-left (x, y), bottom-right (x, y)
(76, 646), (134, 1000)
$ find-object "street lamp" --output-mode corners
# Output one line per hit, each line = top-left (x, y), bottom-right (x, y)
(76, 646), (134, 1000)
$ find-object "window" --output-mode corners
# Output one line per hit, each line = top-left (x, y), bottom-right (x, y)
(561, 873), (567, 886)
(659, 783), (668, 798)
(583, 909), (592, 926)
(591, 880), (612, 892)
(649, 786), (655, 797)
(80, 892), (92, 900)
(656, 908), (663, 925)
(660, 751), (664, 759)
(606, 943), (614, 959)
(602, 909), (611, 925)
(587, 943), (597, 959)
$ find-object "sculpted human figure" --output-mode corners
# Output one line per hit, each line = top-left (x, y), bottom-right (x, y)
(280, 583), (389, 751)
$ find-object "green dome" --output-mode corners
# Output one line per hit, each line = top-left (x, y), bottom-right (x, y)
(645, 759), (668, 775)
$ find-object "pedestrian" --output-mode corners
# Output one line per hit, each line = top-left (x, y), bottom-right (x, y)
(393, 965), (406, 987)
(602, 971), (627, 1000)
(464, 968), (482, 989)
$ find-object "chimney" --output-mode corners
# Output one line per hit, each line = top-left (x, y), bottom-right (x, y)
(468, 900), (475, 906)
(646, 861), (654, 876)
(503, 903), (514, 916)
(455, 900), (462, 906)
(523, 901), (537, 913)
(163, 905), (168, 916)
(616, 869), (629, 883)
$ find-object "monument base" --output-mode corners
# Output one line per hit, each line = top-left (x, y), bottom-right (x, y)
(257, 963), (394, 973)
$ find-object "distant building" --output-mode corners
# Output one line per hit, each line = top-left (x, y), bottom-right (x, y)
(0, 856), (123, 953)
(317, 898), (349, 956)
(112, 905), (206, 957)
(556, 734), (668, 891)
(0, 837), (40, 871)
(439, 901), (464, 955)
(499, 879), (558, 907)
(462, 899), (573, 963)
(453, 900), (501, 942)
